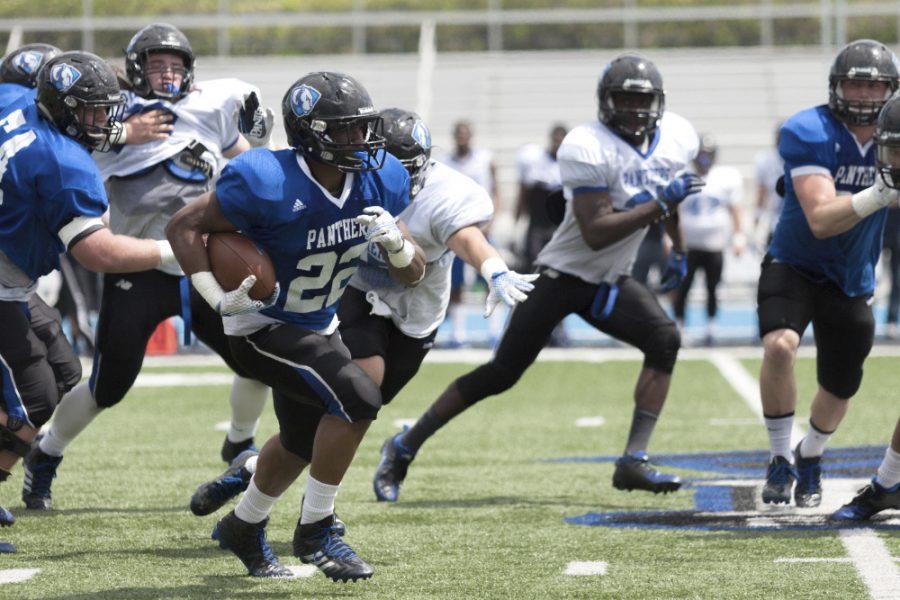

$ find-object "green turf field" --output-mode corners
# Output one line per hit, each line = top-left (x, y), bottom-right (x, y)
(0, 355), (896, 599)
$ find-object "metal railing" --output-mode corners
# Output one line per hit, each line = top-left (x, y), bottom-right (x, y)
(1, 0), (899, 56)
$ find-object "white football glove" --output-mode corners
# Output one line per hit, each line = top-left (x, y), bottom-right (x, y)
(355, 206), (404, 252)
(481, 257), (540, 317)
(851, 177), (900, 217)
(191, 272), (279, 317)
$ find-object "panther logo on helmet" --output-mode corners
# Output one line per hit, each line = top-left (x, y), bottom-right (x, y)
(291, 85), (321, 118)
(12, 51), (43, 76)
(412, 121), (431, 151)
(50, 63), (81, 93)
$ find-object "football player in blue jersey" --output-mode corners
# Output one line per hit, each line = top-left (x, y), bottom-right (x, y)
(0, 43), (60, 110)
(167, 72), (425, 581)
(757, 39), (900, 508)
(0, 51), (182, 553)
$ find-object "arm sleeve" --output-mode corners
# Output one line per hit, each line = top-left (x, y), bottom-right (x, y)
(36, 150), (109, 242)
(46, 188), (108, 247)
(215, 161), (261, 231)
(432, 185), (495, 244)
(558, 141), (611, 195)
(779, 122), (832, 178)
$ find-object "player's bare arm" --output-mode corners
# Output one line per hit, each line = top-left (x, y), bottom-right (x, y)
(572, 190), (663, 250)
(165, 190), (236, 275)
(223, 134), (251, 158)
(794, 172), (897, 238)
(69, 225), (172, 273)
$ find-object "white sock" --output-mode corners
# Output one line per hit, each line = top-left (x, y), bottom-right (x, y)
(798, 421), (833, 458)
(764, 413), (794, 461)
(300, 474), (339, 525)
(244, 454), (258, 474)
(227, 376), (268, 443)
(233, 477), (280, 524)
(876, 447), (900, 488)
(39, 381), (101, 457)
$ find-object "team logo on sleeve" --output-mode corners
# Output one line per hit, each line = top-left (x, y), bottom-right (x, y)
(12, 51), (43, 75)
(290, 85), (321, 118)
(50, 63), (81, 92)
(412, 120), (431, 150)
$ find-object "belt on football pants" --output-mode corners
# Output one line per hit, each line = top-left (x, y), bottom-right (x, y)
(179, 276), (192, 346)
(590, 282), (618, 322)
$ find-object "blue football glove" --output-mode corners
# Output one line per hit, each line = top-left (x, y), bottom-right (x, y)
(659, 173), (705, 208)
(659, 251), (687, 293)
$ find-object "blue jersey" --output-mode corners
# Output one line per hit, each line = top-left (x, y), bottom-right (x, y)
(0, 83), (34, 112)
(769, 105), (885, 296)
(0, 96), (108, 283)
(217, 148), (410, 333)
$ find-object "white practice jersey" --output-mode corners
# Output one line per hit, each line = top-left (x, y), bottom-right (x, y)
(349, 160), (494, 338)
(680, 165), (742, 252)
(755, 148), (784, 234)
(516, 143), (561, 190)
(536, 113), (699, 284)
(93, 78), (256, 180)
(440, 148), (494, 192)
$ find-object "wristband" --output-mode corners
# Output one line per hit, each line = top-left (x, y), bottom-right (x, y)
(190, 271), (225, 310)
(155, 240), (178, 267)
(654, 195), (671, 217)
(387, 240), (416, 268)
(479, 256), (509, 281)
(851, 184), (895, 218)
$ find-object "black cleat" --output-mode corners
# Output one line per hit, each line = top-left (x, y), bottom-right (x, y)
(191, 450), (256, 516)
(22, 441), (62, 511)
(221, 436), (257, 464)
(373, 432), (416, 502)
(762, 455), (797, 504)
(211, 511), (291, 578)
(793, 443), (822, 508)
(293, 514), (373, 582)
(831, 478), (900, 522)
(612, 452), (682, 494)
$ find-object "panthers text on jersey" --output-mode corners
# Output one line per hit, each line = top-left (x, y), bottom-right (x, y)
(680, 164), (743, 252)
(0, 82), (35, 112)
(350, 160), (494, 338)
(0, 97), (107, 301)
(770, 105), (884, 296)
(93, 78), (258, 181)
(217, 148), (410, 336)
(536, 112), (700, 284)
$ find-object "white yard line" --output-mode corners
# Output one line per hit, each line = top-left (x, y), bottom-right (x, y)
(283, 564), (317, 579)
(709, 351), (900, 600)
(0, 568), (40, 584)
(563, 561), (608, 576)
(575, 416), (606, 428)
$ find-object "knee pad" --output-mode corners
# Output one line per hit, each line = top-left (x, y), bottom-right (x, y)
(642, 322), (681, 374)
(456, 361), (522, 407)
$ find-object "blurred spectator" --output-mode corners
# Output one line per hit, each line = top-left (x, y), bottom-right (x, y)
(440, 120), (500, 346)
(674, 135), (744, 345)
(883, 207), (900, 339)
(754, 122), (785, 248)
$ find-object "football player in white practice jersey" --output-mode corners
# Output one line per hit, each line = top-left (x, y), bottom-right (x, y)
(23, 23), (274, 511)
(371, 54), (705, 500)
(674, 135), (744, 345)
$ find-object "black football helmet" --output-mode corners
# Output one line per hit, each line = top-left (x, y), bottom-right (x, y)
(282, 72), (385, 172)
(828, 39), (899, 126)
(597, 54), (665, 144)
(380, 107), (432, 196)
(125, 23), (194, 100)
(875, 94), (900, 189)
(0, 43), (61, 88)
(36, 52), (125, 152)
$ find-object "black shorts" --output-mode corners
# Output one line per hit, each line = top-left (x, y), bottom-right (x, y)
(757, 256), (874, 399)
(337, 286), (436, 404)
(90, 269), (249, 408)
(0, 296), (81, 428)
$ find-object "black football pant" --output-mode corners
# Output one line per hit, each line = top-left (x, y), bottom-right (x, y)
(673, 249), (724, 320)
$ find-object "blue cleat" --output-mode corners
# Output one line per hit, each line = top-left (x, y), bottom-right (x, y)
(761, 455), (796, 505)
(831, 478), (900, 522)
(793, 443), (822, 508)
(221, 436), (257, 464)
(293, 514), (373, 582)
(372, 432), (416, 502)
(211, 511), (291, 578)
(612, 452), (682, 494)
(22, 440), (62, 511)
(190, 450), (256, 516)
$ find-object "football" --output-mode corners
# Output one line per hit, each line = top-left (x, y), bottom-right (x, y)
(206, 232), (277, 301)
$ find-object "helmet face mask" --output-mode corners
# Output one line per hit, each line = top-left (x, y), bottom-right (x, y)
(379, 107), (432, 197)
(0, 43), (61, 88)
(283, 72), (387, 173)
(828, 39), (899, 126)
(125, 24), (194, 101)
(598, 55), (665, 144)
(37, 52), (125, 152)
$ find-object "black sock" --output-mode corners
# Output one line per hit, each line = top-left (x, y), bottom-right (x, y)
(624, 408), (659, 456)
(401, 407), (446, 453)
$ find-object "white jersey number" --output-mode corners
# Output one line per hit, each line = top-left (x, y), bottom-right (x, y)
(284, 242), (367, 314)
